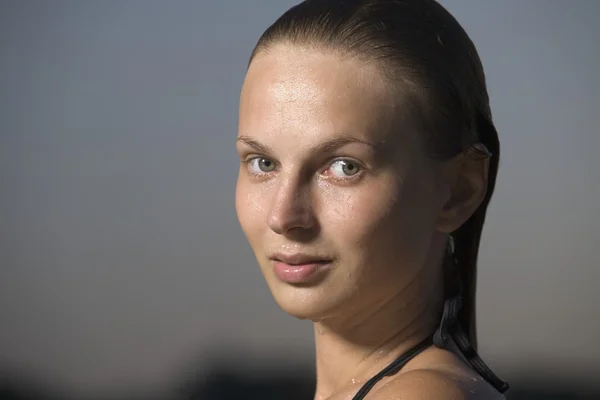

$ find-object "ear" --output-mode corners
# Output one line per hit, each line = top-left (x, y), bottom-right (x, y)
(436, 145), (490, 233)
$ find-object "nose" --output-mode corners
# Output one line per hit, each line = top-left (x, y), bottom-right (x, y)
(267, 177), (317, 236)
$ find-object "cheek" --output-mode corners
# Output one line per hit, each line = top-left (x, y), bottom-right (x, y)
(321, 176), (438, 264)
(235, 177), (268, 241)
(320, 178), (400, 248)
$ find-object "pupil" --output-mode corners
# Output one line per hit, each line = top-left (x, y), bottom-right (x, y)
(260, 159), (272, 170)
(343, 162), (356, 174)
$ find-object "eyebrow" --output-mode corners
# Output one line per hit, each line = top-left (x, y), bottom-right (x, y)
(236, 134), (376, 154)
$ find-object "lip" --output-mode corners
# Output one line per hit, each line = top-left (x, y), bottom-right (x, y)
(270, 253), (332, 284)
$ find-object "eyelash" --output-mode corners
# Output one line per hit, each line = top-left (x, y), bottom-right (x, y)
(243, 156), (365, 182)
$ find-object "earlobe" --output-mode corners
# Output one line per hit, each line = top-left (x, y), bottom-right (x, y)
(436, 149), (489, 233)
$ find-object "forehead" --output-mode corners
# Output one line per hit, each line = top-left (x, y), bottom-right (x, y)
(239, 45), (415, 148)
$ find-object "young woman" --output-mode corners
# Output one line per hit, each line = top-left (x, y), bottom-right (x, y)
(235, 1), (509, 398)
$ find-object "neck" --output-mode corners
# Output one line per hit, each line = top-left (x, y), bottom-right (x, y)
(312, 263), (443, 400)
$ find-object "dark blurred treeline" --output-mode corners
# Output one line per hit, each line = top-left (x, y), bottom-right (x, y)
(1, 365), (598, 400)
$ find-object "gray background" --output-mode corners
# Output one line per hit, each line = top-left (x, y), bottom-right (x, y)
(1, 0), (599, 396)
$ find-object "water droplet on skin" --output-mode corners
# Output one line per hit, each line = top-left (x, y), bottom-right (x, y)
(351, 378), (356, 384)
(373, 349), (385, 362)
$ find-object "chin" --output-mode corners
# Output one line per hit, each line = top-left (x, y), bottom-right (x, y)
(266, 280), (341, 321)
(277, 299), (334, 322)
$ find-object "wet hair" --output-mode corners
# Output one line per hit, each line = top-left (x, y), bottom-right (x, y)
(248, 0), (507, 393)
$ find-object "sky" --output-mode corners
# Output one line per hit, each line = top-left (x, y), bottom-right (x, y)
(1, 0), (599, 396)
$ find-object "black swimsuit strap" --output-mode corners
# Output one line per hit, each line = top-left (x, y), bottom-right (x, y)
(433, 294), (510, 394)
(351, 335), (434, 400)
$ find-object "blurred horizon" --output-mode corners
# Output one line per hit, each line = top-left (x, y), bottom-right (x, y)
(1, 0), (599, 399)
(2, 354), (600, 399)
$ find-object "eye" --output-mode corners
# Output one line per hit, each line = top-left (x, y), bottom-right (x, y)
(329, 159), (360, 178)
(248, 157), (276, 173)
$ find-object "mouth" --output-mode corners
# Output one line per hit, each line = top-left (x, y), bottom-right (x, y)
(269, 253), (333, 284)
(270, 253), (332, 265)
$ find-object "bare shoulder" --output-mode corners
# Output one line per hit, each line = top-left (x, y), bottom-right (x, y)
(371, 369), (505, 400)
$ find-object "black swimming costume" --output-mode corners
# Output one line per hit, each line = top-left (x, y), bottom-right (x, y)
(351, 335), (434, 400)
(352, 294), (509, 399)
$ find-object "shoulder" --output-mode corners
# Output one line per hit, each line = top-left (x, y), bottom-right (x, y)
(370, 368), (505, 400)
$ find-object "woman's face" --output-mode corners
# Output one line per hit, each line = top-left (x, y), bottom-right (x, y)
(236, 45), (448, 321)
